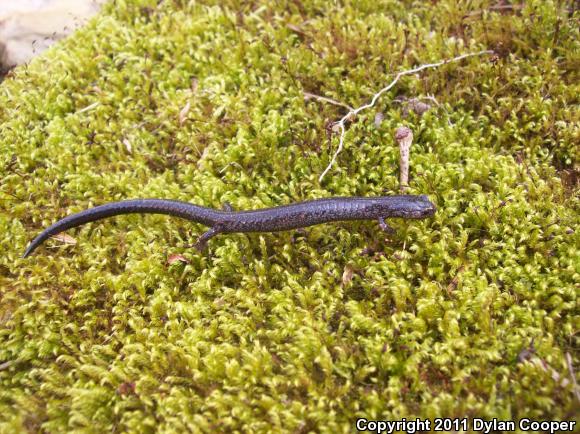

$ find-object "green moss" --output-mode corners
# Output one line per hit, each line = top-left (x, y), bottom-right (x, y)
(0, 0), (578, 432)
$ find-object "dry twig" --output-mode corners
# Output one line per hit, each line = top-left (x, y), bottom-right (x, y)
(395, 126), (413, 191)
(318, 50), (494, 182)
(303, 91), (354, 111)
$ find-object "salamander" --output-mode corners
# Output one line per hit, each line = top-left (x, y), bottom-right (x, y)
(22, 195), (436, 257)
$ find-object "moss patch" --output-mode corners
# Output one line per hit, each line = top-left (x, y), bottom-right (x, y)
(0, 0), (578, 431)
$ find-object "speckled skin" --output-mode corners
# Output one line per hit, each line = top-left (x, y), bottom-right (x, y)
(23, 195), (436, 257)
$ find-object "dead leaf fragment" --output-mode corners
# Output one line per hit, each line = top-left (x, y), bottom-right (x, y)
(117, 382), (136, 396)
(168, 254), (189, 265)
(0, 360), (15, 371)
(342, 264), (354, 286)
(286, 23), (308, 37)
(179, 101), (191, 126)
(408, 99), (431, 115)
(51, 233), (77, 245)
(123, 138), (132, 154)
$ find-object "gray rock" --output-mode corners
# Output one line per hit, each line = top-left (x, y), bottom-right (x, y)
(0, 0), (104, 70)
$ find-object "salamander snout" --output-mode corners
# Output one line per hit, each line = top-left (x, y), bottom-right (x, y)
(389, 195), (436, 219)
(413, 195), (436, 218)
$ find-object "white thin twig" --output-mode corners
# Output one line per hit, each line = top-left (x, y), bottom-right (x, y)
(318, 49), (494, 182)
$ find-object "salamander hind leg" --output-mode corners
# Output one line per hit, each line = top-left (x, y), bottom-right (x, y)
(378, 217), (395, 233)
(194, 227), (220, 251)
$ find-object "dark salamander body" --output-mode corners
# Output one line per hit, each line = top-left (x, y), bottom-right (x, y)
(23, 195), (436, 257)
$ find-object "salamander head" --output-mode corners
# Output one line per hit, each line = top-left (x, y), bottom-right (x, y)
(377, 194), (436, 219)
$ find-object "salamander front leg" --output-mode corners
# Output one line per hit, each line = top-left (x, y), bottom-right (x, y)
(378, 217), (394, 233)
(194, 227), (220, 251)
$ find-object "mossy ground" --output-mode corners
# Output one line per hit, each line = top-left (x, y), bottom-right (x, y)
(0, 0), (578, 432)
